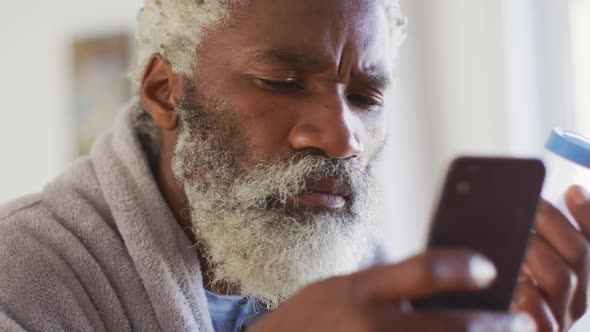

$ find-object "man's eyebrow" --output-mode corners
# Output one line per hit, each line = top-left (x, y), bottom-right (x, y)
(248, 48), (393, 88)
(248, 48), (327, 68)
(358, 70), (392, 90)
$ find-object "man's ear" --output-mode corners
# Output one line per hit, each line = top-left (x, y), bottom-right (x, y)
(140, 54), (185, 131)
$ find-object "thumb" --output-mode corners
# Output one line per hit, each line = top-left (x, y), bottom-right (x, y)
(352, 249), (497, 303)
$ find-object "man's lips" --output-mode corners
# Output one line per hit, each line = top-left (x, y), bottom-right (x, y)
(285, 178), (352, 210)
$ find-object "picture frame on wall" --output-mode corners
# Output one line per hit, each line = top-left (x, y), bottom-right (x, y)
(72, 33), (132, 156)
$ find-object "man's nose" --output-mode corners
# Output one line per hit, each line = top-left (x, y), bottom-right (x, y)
(288, 96), (364, 159)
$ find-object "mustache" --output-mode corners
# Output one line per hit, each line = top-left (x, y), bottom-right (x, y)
(289, 153), (366, 179)
(235, 152), (373, 209)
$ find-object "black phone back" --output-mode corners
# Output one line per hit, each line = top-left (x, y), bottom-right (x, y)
(414, 157), (546, 311)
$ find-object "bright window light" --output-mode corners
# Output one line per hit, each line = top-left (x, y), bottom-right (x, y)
(571, 0), (590, 136)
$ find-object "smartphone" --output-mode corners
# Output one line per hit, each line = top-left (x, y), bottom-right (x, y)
(413, 157), (546, 311)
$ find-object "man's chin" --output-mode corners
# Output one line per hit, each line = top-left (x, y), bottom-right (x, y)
(192, 207), (372, 309)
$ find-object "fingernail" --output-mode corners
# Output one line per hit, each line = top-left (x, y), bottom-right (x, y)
(509, 313), (537, 332)
(468, 256), (497, 288)
(573, 186), (590, 206)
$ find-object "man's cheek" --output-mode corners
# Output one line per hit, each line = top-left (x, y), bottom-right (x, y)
(360, 123), (387, 167)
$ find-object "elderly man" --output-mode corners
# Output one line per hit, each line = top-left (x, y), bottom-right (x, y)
(0, 0), (588, 331)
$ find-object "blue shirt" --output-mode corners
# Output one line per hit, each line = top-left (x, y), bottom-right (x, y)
(205, 289), (267, 332)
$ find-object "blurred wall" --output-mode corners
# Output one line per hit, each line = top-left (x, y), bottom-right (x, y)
(572, 0), (590, 134)
(378, 0), (576, 258)
(0, 1), (142, 203)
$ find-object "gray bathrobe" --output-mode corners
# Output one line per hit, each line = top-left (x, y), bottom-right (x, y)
(0, 102), (389, 332)
(0, 101), (216, 332)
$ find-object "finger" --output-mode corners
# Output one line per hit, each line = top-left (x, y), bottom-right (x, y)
(377, 308), (537, 332)
(565, 185), (590, 240)
(561, 186), (590, 318)
(519, 264), (535, 284)
(535, 200), (590, 273)
(535, 199), (590, 320)
(512, 282), (558, 332)
(524, 235), (577, 325)
(352, 249), (497, 304)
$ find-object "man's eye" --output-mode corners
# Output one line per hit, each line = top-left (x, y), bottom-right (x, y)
(257, 78), (302, 91)
(347, 93), (384, 109)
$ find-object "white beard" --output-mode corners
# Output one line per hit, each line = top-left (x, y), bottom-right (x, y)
(171, 100), (379, 309)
